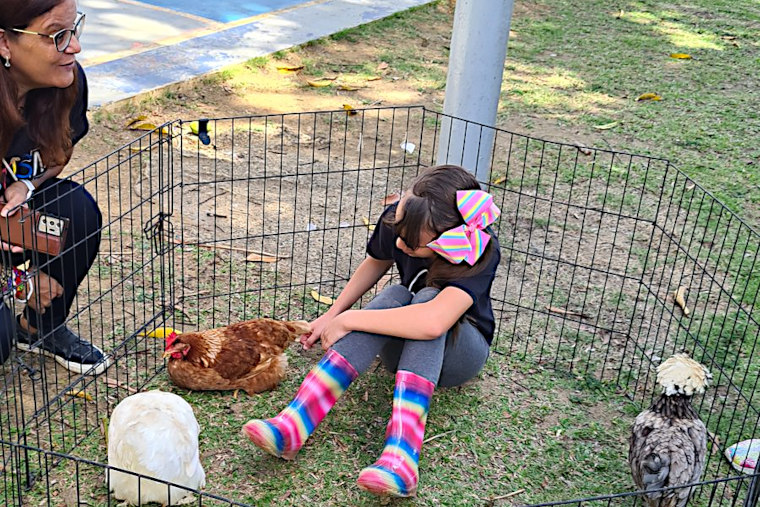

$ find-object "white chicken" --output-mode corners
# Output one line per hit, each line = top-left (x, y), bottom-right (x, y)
(107, 390), (206, 505)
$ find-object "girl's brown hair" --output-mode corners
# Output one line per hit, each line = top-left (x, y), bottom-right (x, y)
(386, 164), (496, 288)
(1, 0), (78, 167)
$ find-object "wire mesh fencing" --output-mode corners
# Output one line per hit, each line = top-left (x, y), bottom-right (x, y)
(0, 106), (758, 505)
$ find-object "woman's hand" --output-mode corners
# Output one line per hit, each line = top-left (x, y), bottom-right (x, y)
(0, 183), (30, 252)
(299, 312), (336, 350)
(320, 311), (354, 351)
(1, 181), (31, 218)
(1, 240), (23, 253)
(25, 271), (64, 314)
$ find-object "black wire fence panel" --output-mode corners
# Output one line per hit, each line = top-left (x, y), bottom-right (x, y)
(0, 106), (757, 505)
(0, 126), (174, 499)
(3, 440), (756, 507)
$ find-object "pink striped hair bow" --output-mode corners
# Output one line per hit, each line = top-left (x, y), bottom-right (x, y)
(427, 190), (501, 265)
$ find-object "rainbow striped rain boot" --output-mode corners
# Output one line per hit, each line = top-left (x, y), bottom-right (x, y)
(357, 370), (435, 497)
(242, 349), (358, 460)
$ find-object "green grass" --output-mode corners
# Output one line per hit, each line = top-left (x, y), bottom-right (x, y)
(22, 353), (638, 506)
(503, 0), (760, 219)
(244, 56), (268, 70)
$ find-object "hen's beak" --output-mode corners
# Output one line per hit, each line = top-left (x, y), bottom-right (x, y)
(162, 343), (183, 359)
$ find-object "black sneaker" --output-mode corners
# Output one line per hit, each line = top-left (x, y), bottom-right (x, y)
(16, 323), (110, 375)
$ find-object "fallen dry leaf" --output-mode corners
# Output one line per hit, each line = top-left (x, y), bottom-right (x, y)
(545, 305), (592, 320)
(307, 79), (333, 88)
(721, 35), (740, 46)
(492, 175), (507, 185)
(66, 390), (94, 402)
(276, 64), (304, 74)
(128, 122), (171, 136)
(102, 377), (138, 394)
(594, 121), (618, 130)
(362, 217), (376, 231)
(245, 252), (278, 263)
(366, 76), (382, 81)
(338, 84), (363, 91)
(124, 115), (148, 128)
(637, 92), (662, 101)
(574, 143), (592, 156)
(669, 53), (692, 59)
(674, 286), (690, 317)
(310, 289), (334, 305)
(128, 122), (157, 131)
(489, 489), (526, 502)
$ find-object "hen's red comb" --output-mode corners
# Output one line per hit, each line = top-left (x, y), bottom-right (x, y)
(165, 331), (179, 348)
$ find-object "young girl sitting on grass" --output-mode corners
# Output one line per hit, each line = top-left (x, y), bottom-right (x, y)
(243, 164), (501, 497)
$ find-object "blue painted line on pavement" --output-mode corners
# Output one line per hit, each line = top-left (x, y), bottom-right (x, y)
(135, 0), (312, 23)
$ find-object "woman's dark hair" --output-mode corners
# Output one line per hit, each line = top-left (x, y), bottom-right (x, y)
(1, 0), (78, 167)
(386, 164), (495, 289)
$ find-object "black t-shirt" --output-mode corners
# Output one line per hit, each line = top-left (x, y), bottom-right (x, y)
(2, 62), (89, 185)
(366, 203), (501, 344)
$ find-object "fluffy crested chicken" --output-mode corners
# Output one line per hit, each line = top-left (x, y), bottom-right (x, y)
(107, 390), (206, 505)
(163, 318), (310, 395)
(629, 353), (712, 507)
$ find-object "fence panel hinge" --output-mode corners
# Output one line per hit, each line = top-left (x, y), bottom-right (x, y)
(143, 212), (174, 255)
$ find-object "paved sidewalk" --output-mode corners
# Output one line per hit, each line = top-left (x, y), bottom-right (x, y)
(79, 0), (432, 106)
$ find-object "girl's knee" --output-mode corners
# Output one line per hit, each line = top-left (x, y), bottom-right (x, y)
(411, 287), (440, 304)
(437, 341), (489, 387)
(367, 285), (412, 309)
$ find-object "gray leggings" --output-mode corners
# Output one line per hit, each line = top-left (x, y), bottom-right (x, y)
(331, 285), (490, 387)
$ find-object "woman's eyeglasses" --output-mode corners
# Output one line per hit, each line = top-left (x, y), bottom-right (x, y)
(11, 12), (85, 53)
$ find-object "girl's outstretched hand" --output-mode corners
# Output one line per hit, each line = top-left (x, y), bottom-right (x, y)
(299, 312), (335, 350)
(320, 311), (353, 351)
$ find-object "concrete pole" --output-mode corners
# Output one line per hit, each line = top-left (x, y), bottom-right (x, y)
(437, 0), (514, 182)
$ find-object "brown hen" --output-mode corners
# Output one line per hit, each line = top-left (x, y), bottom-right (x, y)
(163, 318), (310, 395)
